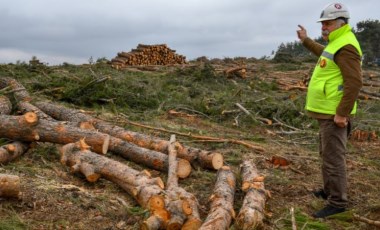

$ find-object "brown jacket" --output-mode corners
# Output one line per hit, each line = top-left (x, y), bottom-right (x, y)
(302, 37), (362, 119)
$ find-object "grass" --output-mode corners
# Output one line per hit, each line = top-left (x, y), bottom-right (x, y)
(0, 209), (27, 230)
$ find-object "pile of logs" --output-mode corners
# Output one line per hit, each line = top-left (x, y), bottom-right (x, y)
(110, 44), (187, 69)
(223, 66), (247, 78)
(0, 77), (269, 229)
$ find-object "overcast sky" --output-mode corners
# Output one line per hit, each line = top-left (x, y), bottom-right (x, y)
(0, 0), (378, 65)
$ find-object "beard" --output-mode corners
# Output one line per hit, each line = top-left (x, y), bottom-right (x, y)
(322, 30), (330, 41)
(322, 30), (330, 36)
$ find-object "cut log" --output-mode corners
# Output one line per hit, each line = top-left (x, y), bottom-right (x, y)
(17, 101), (92, 129)
(109, 136), (191, 177)
(0, 77), (31, 101)
(142, 135), (202, 229)
(224, 66), (247, 78)
(17, 101), (56, 121)
(199, 166), (236, 230)
(0, 95), (12, 115)
(163, 135), (202, 230)
(34, 100), (223, 170)
(0, 112), (110, 155)
(110, 44), (186, 68)
(0, 141), (30, 164)
(167, 135), (179, 189)
(0, 112), (191, 175)
(235, 160), (268, 230)
(0, 174), (21, 198)
(61, 141), (199, 230)
(59, 141), (165, 207)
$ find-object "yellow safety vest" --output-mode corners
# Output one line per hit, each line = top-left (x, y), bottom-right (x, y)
(306, 24), (362, 115)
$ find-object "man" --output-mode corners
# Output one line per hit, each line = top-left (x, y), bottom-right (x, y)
(296, 3), (362, 218)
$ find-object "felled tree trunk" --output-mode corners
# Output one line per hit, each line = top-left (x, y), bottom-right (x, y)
(59, 141), (165, 207)
(0, 141), (30, 164)
(224, 66), (247, 78)
(0, 112), (110, 155)
(199, 166), (236, 230)
(109, 136), (191, 178)
(235, 160), (268, 230)
(0, 112), (190, 175)
(17, 101), (95, 129)
(0, 95), (12, 115)
(17, 101), (56, 121)
(0, 77), (31, 101)
(61, 140), (197, 230)
(156, 135), (202, 230)
(0, 174), (21, 198)
(34, 101), (224, 170)
(141, 135), (202, 230)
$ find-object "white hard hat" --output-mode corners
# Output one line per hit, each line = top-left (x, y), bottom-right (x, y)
(317, 3), (350, 22)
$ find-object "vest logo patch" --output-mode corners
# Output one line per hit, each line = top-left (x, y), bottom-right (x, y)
(320, 59), (327, 68)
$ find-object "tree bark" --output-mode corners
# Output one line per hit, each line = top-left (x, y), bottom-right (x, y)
(0, 112), (192, 175)
(17, 101), (56, 121)
(0, 95), (12, 115)
(224, 66), (247, 78)
(0, 112), (110, 155)
(164, 135), (202, 230)
(142, 135), (201, 230)
(34, 100), (223, 170)
(199, 166), (236, 230)
(0, 174), (21, 198)
(17, 101), (90, 129)
(0, 141), (30, 164)
(61, 140), (198, 230)
(0, 77), (31, 101)
(235, 160), (268, 230)
(109, 136), (191, 177)
(167, 135), (179, 189)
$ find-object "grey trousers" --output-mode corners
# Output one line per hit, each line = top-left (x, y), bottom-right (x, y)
(318, 119), (351, 208)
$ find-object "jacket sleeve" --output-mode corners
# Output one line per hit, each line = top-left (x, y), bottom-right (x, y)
(334, 45), (362, 117)
(302, 37), (325, 57)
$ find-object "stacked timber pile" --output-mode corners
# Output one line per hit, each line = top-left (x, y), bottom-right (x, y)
(110, 44), (186, 69)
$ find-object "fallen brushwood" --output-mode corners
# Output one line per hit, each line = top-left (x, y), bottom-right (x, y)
(353, 213), (380, 227)
(0, 174), (21, 198)
(235, 160), (269, 229)
(119, 113), (265, 153)
(199, 166), (236, 230)
(34, 100), (224, 170)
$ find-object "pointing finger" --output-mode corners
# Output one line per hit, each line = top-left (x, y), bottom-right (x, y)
(298, 25), (305, 31)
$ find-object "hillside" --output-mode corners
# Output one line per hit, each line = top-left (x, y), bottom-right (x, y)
(0, 58), (379, 230)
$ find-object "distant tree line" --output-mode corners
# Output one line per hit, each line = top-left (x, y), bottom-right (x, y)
(273, 19), (380, 65)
